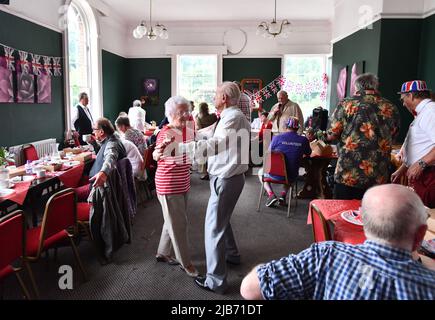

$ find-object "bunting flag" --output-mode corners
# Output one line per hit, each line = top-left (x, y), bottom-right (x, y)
(53, 57), (62, 76)
(0, 43), (62, 77)
(43, 56), (53, 76)
(245, 74), (329, 105)
(18, 50), (30, 74)
(3, 46), (15, 71)
(31, 54), (42, 76)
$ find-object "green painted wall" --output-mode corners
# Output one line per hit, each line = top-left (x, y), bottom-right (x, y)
(0, 11), (64, 147)
(223, 57), (282, 118)
(378, 19), (422, 142)
(102, 50), (127, 123)
(331, 20), (382, 111)
(419, 14), (435, 89)
(125, 58), (171, 124)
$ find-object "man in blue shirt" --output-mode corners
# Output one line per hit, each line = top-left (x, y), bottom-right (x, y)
(240, 184), (435, 300)
(263, 117), (311, 207)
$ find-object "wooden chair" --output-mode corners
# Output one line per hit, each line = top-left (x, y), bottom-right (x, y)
(310, 203), (333, 242)
(0, 210), (36, 299)
(25, 188), (87, 296)
(257, 151), (297, 217)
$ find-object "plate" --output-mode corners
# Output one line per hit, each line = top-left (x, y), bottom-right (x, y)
(10, 175), (34, 183)
(0, 188), (15, 197)
(63, 161), (80, 167)
(341, 210), (364, 226)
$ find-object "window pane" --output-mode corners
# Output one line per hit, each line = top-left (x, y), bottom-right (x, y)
(283, 56), (326, 121)
(177, 55), (217, 111)
(68, 4), (89, 110)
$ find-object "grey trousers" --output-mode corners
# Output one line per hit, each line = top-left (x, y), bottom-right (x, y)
(157, 193), (192, 269)
(204, 174), (245, 293)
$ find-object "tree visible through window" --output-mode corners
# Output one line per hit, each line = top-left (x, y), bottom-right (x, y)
(68, 3), (90, 113)
(283, 56), (326, 121)
(177, 55), (217, 111)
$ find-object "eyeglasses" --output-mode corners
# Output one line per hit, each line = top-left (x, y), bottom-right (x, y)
(175, 111), (191, 117)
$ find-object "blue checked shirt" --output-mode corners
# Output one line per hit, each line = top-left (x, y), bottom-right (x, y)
(257, 241), (435, 300)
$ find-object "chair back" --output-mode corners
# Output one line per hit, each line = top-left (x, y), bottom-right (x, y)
(39, 189), (77, 246)
(0, 211), (25, 272)
(311, 203), (332, 242)
(23, 145), (39, 162)
(263, 151), (289, 182)
(144, 143), (157, 171)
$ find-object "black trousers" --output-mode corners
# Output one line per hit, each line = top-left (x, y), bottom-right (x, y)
(333, 183), (366, 200)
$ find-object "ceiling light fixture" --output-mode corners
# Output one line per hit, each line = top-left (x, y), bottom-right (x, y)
(256, 0), (291, 39)
(132, 0), (168, 40)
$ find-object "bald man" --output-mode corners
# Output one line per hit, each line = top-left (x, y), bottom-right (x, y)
(268, 90), (304, 134)
(240, 184), (435, 300)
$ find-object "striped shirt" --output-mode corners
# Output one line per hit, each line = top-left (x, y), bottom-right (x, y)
(257, 240), (435, 300)
(155, 125), (192, 195)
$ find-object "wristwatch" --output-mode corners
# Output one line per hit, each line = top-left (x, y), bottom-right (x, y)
(417, 159), (428, 170)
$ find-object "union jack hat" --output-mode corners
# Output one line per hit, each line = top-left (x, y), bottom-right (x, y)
(286, 117), (300, 129)
(397, 80), (431, 94)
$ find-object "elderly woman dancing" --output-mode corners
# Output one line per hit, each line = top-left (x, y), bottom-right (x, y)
(152, 96), (198, 277)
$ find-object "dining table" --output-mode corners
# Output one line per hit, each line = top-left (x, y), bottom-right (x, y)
(307, 199), (435, 269)
(0, 158), (93, 226)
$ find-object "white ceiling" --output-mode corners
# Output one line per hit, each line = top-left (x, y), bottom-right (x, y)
(101, 0), (335, 24)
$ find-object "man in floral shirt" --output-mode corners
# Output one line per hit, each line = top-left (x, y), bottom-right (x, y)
(327, 73), (400, 199)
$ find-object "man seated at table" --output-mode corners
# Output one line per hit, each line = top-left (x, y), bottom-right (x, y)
(75, 118), (127, 199)
(240, 184), (435, 300)
(261, 117), (311, 207)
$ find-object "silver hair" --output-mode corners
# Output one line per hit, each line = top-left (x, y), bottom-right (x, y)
(277, 90), (288, 97)
(220, 82), (241, 106)
(164, 95), (190, 122)
(354, 73), (379, 91)
(361, 184), (427, 245)
(132, 100), (141, 108)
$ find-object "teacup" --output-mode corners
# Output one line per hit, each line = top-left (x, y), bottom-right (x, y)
(0, 179), (9, 189)
(83, 134), (92, 143)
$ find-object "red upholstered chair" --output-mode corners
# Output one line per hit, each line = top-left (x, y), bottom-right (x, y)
(23, 144), (39, 162)
(76, 201), (92, 240)
(310, 203), (333, 242)
(257, 151), (297, 217)
(0, 210), (37, 299)
(26, 188), (87, 292)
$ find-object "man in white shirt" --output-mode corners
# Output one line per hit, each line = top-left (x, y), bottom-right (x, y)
(121, 138), (145, 180)
(392, 80), (435, 208)
(155, 82), (251, 293)
(72, 92), (94, 145)
(128, 100), (148, 133)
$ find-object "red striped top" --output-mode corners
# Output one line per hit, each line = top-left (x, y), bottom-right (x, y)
(155, 125), (192, 195)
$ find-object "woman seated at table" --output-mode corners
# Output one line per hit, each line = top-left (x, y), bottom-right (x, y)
(115, 116), (147, 156)
(261, 117), (311, 207)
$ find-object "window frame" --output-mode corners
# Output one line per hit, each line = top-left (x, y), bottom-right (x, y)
(282, 54), (328, 120)
(63, 0), (102, 131)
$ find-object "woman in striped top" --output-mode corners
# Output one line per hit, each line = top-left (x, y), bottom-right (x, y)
(152, 96), (198, 277)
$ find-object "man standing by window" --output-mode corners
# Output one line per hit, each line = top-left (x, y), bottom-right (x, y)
(73, 92), (94, 145)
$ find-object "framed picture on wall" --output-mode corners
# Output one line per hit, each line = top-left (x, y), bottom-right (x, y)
(241, 78), (262, 108)
(349, 61), (365, 96)
(336, 66), (348, 103)
(143, 78), (159, 106)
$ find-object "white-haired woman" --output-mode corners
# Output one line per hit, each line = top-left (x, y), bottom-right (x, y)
(128, 99), (147, 132)
(152, 96), (198, 277)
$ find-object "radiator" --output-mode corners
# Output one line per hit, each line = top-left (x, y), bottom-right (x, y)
(9, 138), (57, 166)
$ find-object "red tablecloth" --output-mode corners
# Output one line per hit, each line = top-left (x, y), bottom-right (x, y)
(307, 199), (361, 224)
(0, 179), (34, 205)
(50, 163), (85, 188)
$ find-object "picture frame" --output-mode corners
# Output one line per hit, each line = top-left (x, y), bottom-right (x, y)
(142, 78), (159, 106)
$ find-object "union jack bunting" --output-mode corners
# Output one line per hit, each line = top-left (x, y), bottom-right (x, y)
(18, 50), (30, 74)
(31, 54), (42, 76)
(43, 56), (53, 76)
(3, 46), (15, 71)
(53, 57), (62, 76)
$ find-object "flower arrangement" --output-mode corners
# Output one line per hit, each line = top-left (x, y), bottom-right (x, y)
(0, 147), (13, 167)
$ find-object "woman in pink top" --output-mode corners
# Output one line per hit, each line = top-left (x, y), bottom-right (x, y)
(152, 96), (198, 277)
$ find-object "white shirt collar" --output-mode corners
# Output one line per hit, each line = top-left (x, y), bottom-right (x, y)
(415, 98), (431, 114)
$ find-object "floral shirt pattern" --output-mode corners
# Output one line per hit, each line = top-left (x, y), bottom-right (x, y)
(327, 92), (400, 189)
(124, 128), (146, 155)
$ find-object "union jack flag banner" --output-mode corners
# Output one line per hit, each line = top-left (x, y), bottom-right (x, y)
(3, 46), (15, 71)
(31, 54), (42, 76)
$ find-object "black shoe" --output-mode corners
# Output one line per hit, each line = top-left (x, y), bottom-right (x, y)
(265, 195), (278, 207)
(156, 255), (180, 265)
(278, 197), (286, 206)
(194, 276), (214, 292)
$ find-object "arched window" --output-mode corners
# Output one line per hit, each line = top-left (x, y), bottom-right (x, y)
(65, 0), (101, 129)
